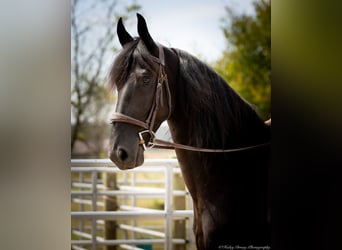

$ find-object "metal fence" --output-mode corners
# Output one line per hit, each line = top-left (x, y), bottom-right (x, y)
(71, 159), (195, 250)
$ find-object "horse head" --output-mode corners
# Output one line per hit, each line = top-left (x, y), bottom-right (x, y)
(108, 14), (174, 169)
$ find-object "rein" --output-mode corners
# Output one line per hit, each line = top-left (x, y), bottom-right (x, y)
(111, 45), (270, 152)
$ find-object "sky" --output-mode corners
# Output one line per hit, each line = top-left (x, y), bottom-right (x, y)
(117, 0), (256, 62)
(109, 0), (257, 135)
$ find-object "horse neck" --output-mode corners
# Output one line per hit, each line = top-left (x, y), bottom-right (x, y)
(167, 50), (270, 149)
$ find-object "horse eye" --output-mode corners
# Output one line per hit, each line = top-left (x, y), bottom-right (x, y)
(142, 75), (151, 84)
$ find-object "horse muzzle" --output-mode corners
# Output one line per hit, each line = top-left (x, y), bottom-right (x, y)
(109, 144), (144, 170)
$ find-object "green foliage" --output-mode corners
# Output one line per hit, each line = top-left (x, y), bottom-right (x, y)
(215, 0), (271, 119)
(126, 3), (141, 13)
(152, 200), (164, 210)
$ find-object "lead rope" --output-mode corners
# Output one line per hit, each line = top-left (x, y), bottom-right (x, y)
(149, 138), (270, 152)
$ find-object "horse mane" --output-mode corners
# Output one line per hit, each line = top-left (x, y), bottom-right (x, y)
(172, 49), (268, 148)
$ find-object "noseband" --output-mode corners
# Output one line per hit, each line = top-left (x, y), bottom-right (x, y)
(111, 45), (270, 152)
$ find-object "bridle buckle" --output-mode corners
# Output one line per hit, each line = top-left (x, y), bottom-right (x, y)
(138, 130), (156, 151)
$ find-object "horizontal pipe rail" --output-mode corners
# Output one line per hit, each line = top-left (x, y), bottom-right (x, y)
(71, 210), (193, 220)
(71, 166), (181, 174)
(71, 189), (187, 197)
(118, 179), (165, 185)
(72, 182), (105, 189)
(120, 185), (188, 194)
(118, 224), (165, 238)
(72, 190), (165, 197)
(119, 205), (162, 212)
(72, 180), (165, 187)
(71, 238), (187, 246)
(72, 230), (104, 241)
(71, 158), (178, 166)
(71, 245), (88, 250)
(71, 224), (167, 232)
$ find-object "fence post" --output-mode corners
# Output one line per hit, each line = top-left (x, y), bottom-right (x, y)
(173, 171), (186, 250)
(103, 172), (118, 250)
(165, 164), (173, 250)
(92, 171), (98, 250)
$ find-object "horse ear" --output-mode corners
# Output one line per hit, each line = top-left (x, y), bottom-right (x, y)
(117, 17), (133, 47)
(137, 13), (158, 55)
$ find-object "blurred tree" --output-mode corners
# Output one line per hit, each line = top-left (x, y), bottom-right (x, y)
(71, 0), (140, 155)
(215, 0), (270, 119)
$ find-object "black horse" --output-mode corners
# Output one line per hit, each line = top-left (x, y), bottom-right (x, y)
(108, 14), (271, 250)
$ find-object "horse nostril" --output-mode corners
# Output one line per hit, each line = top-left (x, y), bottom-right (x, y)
(117, 148), (128, 162)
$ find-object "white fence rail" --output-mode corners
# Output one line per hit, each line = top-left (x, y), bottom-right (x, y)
(71, 159), (194, 250)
